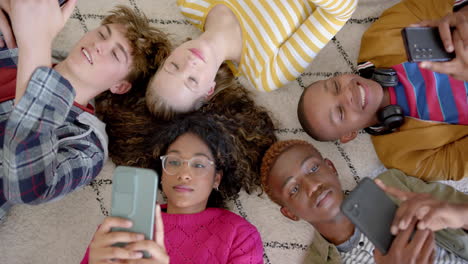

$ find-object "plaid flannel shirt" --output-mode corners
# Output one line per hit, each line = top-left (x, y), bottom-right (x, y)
(0, 47), (107, 220)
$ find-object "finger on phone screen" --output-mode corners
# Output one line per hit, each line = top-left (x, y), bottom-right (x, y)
(98, 217), (133, 234)
(374, 179), (410, 201)
(97, 247), (143, 260)
(102, 231), (145, 246)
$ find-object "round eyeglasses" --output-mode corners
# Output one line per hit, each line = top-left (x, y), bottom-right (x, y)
(160, 154), (215, 177)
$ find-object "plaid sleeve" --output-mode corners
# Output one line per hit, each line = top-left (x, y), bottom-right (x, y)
(0, 47), (18, 68)
(2, 66), (105, 205)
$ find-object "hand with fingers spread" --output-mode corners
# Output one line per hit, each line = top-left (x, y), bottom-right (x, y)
(374, 220), (436, 264)
(409, 6), (468, 81)
(0, 0), (16, 48)
(88, 217), (146, 264)
(123, 204), (169, 264)
(375, 179), (468, 233)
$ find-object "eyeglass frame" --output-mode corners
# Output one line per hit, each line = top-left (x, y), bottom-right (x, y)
(159, 154), (215, 176)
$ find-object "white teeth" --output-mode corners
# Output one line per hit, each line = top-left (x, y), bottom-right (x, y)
(358, 85), (366, 109)
(82, 48), (93, 65)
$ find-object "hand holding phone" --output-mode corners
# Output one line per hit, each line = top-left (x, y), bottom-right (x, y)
(375, 179), (468, 233)
(111, 166), (159, 258)
(409, 7), (468, 53)
(341, 178), (397, 254)
(373, 220), (436, 264)
(402, 27), (455, 62)
(88, 217), (147, 264)
(88, 206), (169, 264)
(121, 204), (170, 264)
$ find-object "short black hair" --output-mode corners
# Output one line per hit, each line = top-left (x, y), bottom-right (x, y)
(297, 83), (329, 141)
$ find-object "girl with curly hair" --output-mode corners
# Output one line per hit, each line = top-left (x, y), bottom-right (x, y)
(81, 85), (276, 264)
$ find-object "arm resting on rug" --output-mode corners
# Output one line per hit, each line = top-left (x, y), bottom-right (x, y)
(257, 0), (357, 91)
(371, 118), (468, 181)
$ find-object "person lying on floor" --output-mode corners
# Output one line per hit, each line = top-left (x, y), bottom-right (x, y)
(297, 0), (468, 181)
(80, 86), (277, 263)
(261, 139), (468, 264)
(145, 0), (357, 119)
(0, 0), (170, 220)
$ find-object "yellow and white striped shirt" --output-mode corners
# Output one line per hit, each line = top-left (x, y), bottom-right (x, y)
(177, 0), (357, 92)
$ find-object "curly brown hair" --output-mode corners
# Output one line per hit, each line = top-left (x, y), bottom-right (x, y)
(260, 140), (316, 206)
(96, 5), (171, 109)
(146, 62), (236, 120)
(101, 84), (277, 208)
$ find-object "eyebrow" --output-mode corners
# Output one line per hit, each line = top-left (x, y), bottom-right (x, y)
(280, 155), (315, 189)
(105, 25), (129, 63)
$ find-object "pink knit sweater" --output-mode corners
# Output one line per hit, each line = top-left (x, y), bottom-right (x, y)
(81, 207), (264, 263)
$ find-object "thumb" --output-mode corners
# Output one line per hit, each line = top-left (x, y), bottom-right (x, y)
(61, 0), (77, 22)
(373, 248), (383, 259)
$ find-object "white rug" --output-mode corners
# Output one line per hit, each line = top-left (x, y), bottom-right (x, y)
(1, 0), (467, 263)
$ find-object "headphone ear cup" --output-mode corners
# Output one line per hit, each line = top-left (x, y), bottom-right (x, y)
(371, 68), (399, 88)
(378, 105), (404, 130)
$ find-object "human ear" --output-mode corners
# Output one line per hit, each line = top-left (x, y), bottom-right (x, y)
(206, 81), (216, 97)
(280, 207), (300, 221)
(339, 131), (357, 143)
(110, 81), (132, 94)
(213, 171), (222, 189)
(323, 158), (338, 175)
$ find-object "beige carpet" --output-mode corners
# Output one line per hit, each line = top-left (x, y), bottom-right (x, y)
(1, 0), (467, 263)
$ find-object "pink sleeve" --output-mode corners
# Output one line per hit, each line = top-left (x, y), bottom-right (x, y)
(228, 223), (264, 264)
(80, 246), (90, 264)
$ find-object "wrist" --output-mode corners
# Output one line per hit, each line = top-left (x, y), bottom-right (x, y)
(448, 203), (468, 229)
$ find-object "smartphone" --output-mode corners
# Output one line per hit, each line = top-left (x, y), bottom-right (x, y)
(111, 166), (159, 258)
(341, 178), (397, 254)
(401, 27), (455, 62)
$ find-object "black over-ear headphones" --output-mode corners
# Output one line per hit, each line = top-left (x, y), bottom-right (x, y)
(360, 67), (405, 136)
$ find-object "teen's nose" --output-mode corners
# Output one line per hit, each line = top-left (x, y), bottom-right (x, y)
(95, 39), (112, 55)
(177, 163), (192, 182)
(304, 177), (321, 198)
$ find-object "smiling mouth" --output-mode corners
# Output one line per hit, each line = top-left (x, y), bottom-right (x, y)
(358, 84), (366, 110)
(82, 48), (93, 65)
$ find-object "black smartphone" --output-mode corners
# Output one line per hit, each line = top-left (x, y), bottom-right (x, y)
(401, 27), (455, 62)
(341, 178), (397, 254)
